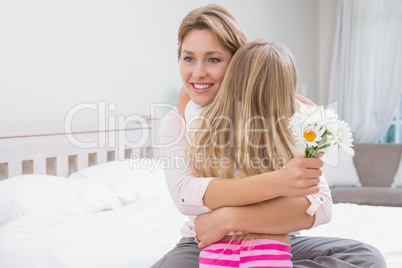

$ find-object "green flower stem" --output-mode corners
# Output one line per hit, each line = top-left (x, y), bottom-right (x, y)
(305, 143), (332, 158)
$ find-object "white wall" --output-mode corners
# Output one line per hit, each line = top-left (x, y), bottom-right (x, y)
(0, 0), (335, 133)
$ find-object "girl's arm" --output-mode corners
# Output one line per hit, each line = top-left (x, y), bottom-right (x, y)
(175, 87), (322, 210)
(202, 155), (323, 209)
(177, 86), (191, 116)
(160, 107), (332, 242)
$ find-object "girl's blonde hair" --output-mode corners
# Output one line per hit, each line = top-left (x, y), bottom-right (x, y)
(177, 4), (247, 61)
(188, 40), (301, 179)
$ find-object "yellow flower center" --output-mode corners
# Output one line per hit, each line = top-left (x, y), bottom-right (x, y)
(304, 131), (316, 142)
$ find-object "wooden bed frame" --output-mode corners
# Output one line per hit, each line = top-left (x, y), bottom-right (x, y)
(0, 117), (159, 180)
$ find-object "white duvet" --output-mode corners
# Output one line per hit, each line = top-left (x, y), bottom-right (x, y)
(0, 191), (187, 268)
(0, 159), (401, 268)
(300, 203), (402, 268)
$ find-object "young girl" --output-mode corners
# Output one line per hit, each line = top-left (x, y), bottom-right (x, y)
(186, 40), (299, 267)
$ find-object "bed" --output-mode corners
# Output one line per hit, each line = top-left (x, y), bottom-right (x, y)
(0, 117), (401, 268)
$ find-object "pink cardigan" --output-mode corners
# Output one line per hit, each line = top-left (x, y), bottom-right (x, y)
(159, 108), (332, 238)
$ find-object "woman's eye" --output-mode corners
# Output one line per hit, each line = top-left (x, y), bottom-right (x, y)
(208, 58), (221, 63)
(183, 57), (194, 62)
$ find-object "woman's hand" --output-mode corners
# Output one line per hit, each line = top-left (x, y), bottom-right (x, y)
(274, 153), (324, 198)
(194, 207), (231, 249)
(295, 93), (317, 107)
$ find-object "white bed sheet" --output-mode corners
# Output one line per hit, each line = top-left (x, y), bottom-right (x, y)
(300, 203), (402, 268)
(2, 198), (401, 267)
(0, 191), (187, 268)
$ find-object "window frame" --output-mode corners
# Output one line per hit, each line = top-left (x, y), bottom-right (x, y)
(380, 96), (402, 144)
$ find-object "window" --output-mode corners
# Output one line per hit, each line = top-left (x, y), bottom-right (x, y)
(380, 96), (402, 144)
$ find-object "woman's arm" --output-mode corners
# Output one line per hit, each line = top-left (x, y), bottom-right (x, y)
(194, 196), (314, 249)
(160, 108), (214, 216)
(295, 93), (317, 107)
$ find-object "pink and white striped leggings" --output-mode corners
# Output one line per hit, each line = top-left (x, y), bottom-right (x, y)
(199, 239), (292, 268)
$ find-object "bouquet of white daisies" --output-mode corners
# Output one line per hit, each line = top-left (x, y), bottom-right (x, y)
(289, 105), (355, 159)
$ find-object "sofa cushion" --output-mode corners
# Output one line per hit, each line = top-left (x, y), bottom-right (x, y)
(331, 186), (402, 207)
(322, 159), (361, 187)
(353, 143), (402, 187)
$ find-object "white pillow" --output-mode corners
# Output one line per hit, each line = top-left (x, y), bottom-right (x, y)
(321, 156), (361, 187)
(69, 158), (168, 204)
(0, 174), (123, 228)
(391, 153), (402, 188)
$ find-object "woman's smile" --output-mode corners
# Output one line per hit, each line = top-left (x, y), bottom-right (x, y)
(191, 83), (213, 93)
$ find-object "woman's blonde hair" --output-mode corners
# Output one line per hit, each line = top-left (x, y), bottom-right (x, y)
(177, 4), (247, 61)
(188, 40), (301, 179)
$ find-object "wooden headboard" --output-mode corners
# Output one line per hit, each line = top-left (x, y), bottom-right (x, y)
(0, 117), (159, 180)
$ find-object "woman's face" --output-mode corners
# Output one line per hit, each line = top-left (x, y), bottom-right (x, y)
(180, 29), (232, 106)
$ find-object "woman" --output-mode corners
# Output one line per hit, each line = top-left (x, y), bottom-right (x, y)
(152, 4), (386, 268)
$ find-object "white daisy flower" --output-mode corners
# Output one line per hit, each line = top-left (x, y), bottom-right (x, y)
(290, 106), (338, 135)
(289, 105), (354, 159)
(302, 124), (326, 148)
(335, 120), (355, 158)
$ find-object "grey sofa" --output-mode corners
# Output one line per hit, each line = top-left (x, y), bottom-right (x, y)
(330, 143), (402, 207)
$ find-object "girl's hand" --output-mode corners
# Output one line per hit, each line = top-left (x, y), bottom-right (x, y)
(194, 207), (231, 249)
(177, 86), (191, 116)
(275, 153), (324, 198)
